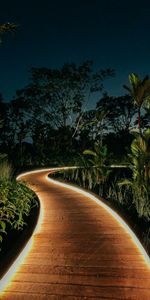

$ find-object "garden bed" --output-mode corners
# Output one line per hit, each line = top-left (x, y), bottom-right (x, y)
(0, 202), (40, 278)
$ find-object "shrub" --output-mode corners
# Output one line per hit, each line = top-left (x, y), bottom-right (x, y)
(118, 129), (150, 220)
(0, 178), (38, 245)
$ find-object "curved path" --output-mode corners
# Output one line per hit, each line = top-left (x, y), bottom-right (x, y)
(0, 168), (150, 299)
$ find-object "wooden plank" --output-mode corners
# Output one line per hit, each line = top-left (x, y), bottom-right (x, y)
(4, 281), (150, 299)
(0, 169), (150, 299)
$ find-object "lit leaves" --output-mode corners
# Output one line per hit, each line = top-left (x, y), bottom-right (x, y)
(0, 179), (38, 244)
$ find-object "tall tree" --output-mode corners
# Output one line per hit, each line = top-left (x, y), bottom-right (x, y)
(96, 94), (135, 133)
(78, 109), (108, 146)
(27, 61), (114, 129)
(12, 62), (114, 161)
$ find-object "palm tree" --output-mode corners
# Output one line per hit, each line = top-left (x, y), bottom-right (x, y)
(94, 110), (109, 146)
(131, 128), (150, 183)
(119, 128), (150, 219)
(83, 143), (111, 196)
(123, 73), (150, 133)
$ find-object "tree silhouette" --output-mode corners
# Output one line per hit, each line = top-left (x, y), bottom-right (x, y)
(0, 22), (18, 43)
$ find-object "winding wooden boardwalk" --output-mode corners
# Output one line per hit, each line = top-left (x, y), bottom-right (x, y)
(0, 169), (150, 299)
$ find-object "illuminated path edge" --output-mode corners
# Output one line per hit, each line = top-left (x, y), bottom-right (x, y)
(0, 166), (150, 295)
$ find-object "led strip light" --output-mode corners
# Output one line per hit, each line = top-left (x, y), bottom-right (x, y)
(0, 167), (149, 294)
(0, 167), (76, 293)
(46, 171), (150, 269)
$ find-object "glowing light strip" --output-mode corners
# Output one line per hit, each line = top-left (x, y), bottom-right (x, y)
(13, 167), (150, 269)
(0, 172), (45, 294)
(16, 166), (77, 180)
(0, 238), (33, 293)
(46, 170), (150, 269)
(0, 166), (149, 295)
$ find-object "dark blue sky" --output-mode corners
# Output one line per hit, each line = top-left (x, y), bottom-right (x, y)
(1, 0), (150, 106)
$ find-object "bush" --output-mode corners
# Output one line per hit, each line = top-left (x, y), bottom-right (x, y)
(0, 178), (38, 245)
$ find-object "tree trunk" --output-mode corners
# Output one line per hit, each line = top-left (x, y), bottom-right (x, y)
(138, 107), (142, 135)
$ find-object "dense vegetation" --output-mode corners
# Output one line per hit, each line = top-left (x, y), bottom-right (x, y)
(0, 22), (39, 253)
(0, 161), (38, 248)
(0, 59), (150, 252)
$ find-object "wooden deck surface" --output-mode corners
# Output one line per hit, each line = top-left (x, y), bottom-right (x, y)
(0, 169), (150, 299)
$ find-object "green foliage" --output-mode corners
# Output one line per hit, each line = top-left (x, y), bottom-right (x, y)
(118, 129), (150, 220)
(123, 73), (150, 131)
(71, 143), (111, 196)
(15, 61), (113, 130)
(0, 178), (38, 244)
(63, 143), (111, 196)
(61, 155), (93, 190)
(107, 181), (131, 206)
(124, 73), (150, 107)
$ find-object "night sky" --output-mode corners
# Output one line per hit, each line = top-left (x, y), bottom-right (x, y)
(1, 0), (150, 106)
